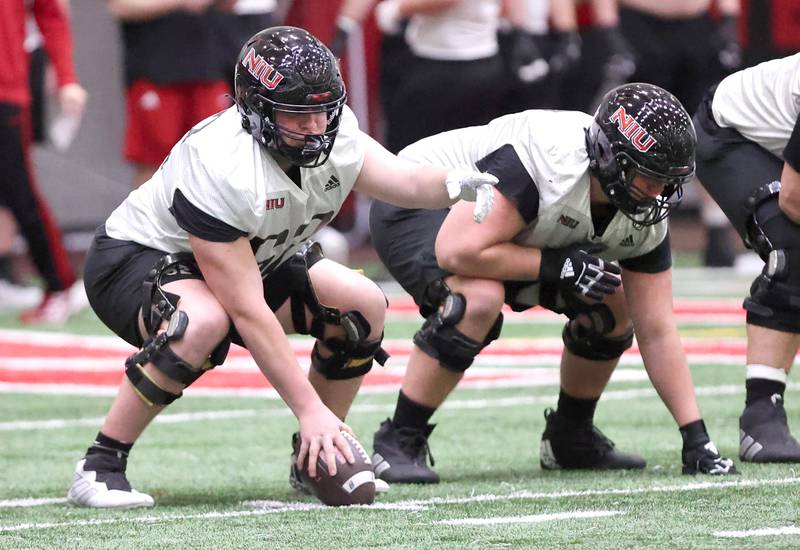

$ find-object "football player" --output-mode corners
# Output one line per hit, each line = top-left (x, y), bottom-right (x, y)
(694, 53), (800, 463)
(369, 82), (737, 484)
(66, 26), (497, 508)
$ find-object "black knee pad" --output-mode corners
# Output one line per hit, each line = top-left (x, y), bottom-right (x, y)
(743, 249), (800, 333)
(413, 291), (503, 372)
(562, 318), (634, 361)
(311, 332), (387, 380)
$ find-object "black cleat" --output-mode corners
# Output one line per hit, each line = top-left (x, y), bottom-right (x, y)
(289, 432), (312, 495)
(539, 408), (646, 470)
(739, 395), (800, 463)
(682, 440), (737, 475)
(371, 418), (440, 483)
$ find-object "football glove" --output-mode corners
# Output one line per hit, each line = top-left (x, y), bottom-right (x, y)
(507, 29), (549, 84)
(445, 169), (499, 223)
(682, 440), (738, 475)
(539, 243), (621, 301)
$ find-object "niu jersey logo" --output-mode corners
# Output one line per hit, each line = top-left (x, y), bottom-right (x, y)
(324, 175), (341, 192)
(558, 214), (579, 229)
(242, 47), (284, 90)
(619, 234), (635, 247)
(265, 197), (285, 210)
(609, 106), (657, 153)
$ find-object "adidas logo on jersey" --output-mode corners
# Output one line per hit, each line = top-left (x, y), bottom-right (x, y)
(619, 234), (635, 247)
(558, 214), (579, 229)
(324, 175), (341, 192)
(560, 258), (575, 280)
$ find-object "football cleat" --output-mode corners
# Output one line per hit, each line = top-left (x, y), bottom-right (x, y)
(67, 458), (154, 509)
(0, 279), (43, 311)
(371, 418), (440, 484)
(540, 408), (646, 470)
(739, 394), (800, 463)
(682, 440), (737, 475)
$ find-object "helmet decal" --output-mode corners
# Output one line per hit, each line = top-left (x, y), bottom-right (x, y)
(241, 47), (284, 90)
(609, 106), (657, 153)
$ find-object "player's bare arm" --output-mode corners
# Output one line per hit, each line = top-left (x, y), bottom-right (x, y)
(188, 234), (354, 478)
(778, 162), (800, 223)
(621, 267), (702, 426)
(353, 132), (497, 220)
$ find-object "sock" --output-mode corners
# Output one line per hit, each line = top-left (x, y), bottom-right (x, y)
(86, 431), (133, 459)
(679, 419), (710, 449)
(746, 378), (786, 406)
(556, 390), (598, 423)
(745, 364), (787, 406)
(392, 390), (436, 429)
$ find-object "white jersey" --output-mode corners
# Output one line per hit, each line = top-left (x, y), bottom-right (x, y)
(712, 53), (800, 158)
(399, 110), (668, 307)
(105, 105), (365, 274)
(405, 0), (500, 61)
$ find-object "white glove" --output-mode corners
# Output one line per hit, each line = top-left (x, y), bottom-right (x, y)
(375, 0), (403, 35)
(445, 170), (499, 224)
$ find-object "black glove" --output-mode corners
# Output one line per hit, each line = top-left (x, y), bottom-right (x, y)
(539, 244), (621, 301)
(682, 440), (738, 475)
(329, 24), (349, 58)
(715, 15), (742, 72)
(549, 31), (582, 75)
(507, 29), (549, 84)
(598, 26), (636, 82)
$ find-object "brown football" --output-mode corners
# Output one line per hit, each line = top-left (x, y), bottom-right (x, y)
(299, 431), (376, 506)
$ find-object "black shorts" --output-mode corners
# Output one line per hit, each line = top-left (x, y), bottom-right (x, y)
(84, 225), (298, 348)
(694, 90), (785, 238)
(369, 200), (531, 314)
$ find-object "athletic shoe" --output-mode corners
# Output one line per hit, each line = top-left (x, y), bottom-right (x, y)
(67, 457), (154, 509)
(682, 440), (737, 475)
(288, 432), (390, 494)
(739, 394), (800, 463)
(0, 279), (42, 311)
(371, 419), (439, 484)
(19, 279), (88, 324)
(539, 408), (646, 470)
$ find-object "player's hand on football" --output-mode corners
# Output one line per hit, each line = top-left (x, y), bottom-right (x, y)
(445, 169), (499, 223)
(539, 243), (621, 301)
(296, 405), (355, 479)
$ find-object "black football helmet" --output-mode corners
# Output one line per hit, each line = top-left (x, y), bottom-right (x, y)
(234, 26), (346, 167)
(585, 83), (696, 227)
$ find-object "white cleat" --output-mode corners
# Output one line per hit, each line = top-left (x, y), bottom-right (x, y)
(374, 478), (390, 494)
(0, 279), (43, 311)
(67, 459), (154, 509)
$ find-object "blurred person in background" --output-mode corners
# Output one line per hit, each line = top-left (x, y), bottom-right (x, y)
(0, 0), (88, 323)
(694, 53), (800, 463)
(108, 0), (234, 188)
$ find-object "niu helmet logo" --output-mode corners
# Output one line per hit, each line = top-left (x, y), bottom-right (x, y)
(242, 47), (284, 90)
(609, 106), (657, 153)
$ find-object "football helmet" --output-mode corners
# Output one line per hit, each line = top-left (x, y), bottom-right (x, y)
(586, 83), (696, 227)
(234, 26), (346, 167)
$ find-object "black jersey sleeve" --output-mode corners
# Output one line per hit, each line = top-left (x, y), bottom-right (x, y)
(170, 188), (248, 242)
(475, 144), (540, 223)
(619, 231), (672, 273)
(783, 114), (800, 172)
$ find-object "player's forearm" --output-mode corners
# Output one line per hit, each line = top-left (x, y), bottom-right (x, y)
(107, 0), (190, 21)
(779, 162), (800, 224)
(233, 310), (324, 418)
(437, 241), (544, 281)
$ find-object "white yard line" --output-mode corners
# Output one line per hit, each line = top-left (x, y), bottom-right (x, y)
(3, 478), (799, 532)
(715, 526), (800, 538)
(0, 382), (747, 432)
(435, 510), (624, 526)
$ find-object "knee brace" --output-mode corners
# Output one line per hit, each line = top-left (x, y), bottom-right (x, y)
(127, 254), (230, 406)
(742, 183), (800, 332)
(562, 317), (634, 361)
(413, 290), (503, 372)
(287, 241), (390, 370)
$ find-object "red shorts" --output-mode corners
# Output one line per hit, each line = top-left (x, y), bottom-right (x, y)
(123, 80), (232, 166)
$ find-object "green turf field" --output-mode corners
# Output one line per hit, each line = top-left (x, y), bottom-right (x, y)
(2, 267), (799, 548)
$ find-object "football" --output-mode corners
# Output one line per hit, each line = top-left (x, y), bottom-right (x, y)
(298, 431), (376, 506)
